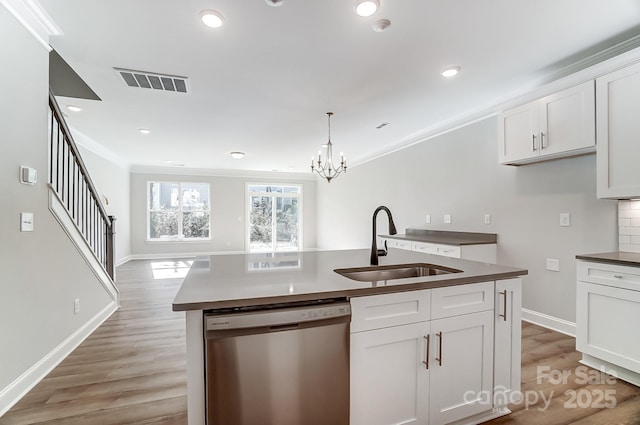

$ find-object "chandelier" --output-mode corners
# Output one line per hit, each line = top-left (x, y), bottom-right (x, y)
(311, 112), (347, 183)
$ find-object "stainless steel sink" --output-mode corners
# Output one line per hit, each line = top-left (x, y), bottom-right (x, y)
(334, 263), (462, 282)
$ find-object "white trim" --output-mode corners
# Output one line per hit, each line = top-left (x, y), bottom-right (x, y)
(128, 251), (246, 261)
(48, 186), (119, 303)
(521, 308), (576, 337)
(0, 0), (61, 51)
(131, 164), (316, 180)
(115, 254), (132, 267)
(186, 311), (205, 425)
(580, 354), (640, 387)
(0, 301), (117, 417)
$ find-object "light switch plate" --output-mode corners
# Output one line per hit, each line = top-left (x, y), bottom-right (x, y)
(443, 214), (451, 224)
(484, 214), (491, 224)
(426, 214), (431, 224)
(21, 212), (34, 232)
(560, 213), (571, 227)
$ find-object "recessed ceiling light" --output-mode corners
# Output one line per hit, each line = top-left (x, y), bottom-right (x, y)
(230, 151), (245, 159)
(139, 128), (151, 134)
(165, 160), (174, 164)
(200, 10), (224, 28)
(67, 105), (82, 112)
(354, 0), (379, 17)
(265, 0), (285, 6)
(441, 66), (461, 78)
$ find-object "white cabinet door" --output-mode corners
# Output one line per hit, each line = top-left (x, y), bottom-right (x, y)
(350, 322), (430, 425)
(596, 61), (640, 198)
(576, 281), (640, 374)
(499, 81), (595, 165)
(498, 101), (538, 164)
(539, 80), (595, 156)
(429, 310), (494, 425)
(494, 278), (522, 406)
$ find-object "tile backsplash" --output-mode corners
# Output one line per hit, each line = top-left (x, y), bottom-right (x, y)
(619, 200), (640, 253)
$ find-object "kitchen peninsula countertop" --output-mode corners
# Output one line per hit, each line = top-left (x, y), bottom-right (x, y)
(172, 248), (526, 311)
(576, 251), (640, 267)
(381, 229), (497, 245)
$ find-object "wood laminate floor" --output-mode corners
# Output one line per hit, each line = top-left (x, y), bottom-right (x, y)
(2, 259), (640, 424)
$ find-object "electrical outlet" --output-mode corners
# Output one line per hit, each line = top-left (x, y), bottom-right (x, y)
(426, 214), (431, 224)
(546, 259), (560, 272)
(74, 298), (80, 315)
(444, 214), (451, 224)
(560, 213), (571, 227)
(484, 214), (491, 225)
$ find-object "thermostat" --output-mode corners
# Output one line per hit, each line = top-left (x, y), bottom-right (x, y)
(20, 166), (37, 185)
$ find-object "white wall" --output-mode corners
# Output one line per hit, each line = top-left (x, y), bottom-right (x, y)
(0, 6), (116, 414)
(316, 117), (618, 323)
(76, 143), (131, 264)
(130, 171), (317, 256)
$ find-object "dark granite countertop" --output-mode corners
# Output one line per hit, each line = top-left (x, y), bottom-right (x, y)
(576, 251), (640, 267)
(381, 229), (497, 246)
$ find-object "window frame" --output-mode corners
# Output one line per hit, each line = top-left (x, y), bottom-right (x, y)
(146, 181), (211, 242)
(246, 182), (303, 253)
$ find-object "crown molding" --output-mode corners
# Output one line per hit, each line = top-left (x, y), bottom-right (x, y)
(1, 0), (61, 51)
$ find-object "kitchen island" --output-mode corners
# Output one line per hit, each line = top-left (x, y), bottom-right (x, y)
(173, 248), (527, 425)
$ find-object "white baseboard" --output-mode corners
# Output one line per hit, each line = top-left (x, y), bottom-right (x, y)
(128, 251), (246, 261)
(116, 255), (132, 267)
(0, 301), (118, 417)
(521, 308), (576, 337)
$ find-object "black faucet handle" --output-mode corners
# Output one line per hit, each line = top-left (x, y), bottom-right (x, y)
(377, 240), (389, 257)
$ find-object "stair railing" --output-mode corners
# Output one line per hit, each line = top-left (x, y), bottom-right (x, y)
(48, 91), (116, 279)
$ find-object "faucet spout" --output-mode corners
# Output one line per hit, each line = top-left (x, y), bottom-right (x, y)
(371, 206), (397, 265)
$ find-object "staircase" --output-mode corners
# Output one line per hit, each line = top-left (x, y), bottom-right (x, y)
(47, 91), (119, 300)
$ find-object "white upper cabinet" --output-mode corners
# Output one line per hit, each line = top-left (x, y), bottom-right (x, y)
(596, 61), (640, 199)
(499, 80), (596, 165)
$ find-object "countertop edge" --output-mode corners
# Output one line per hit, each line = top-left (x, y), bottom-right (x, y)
(576, 252), (640, 267)
(172, 270), (527, 312)
(381, 233), (497, 246)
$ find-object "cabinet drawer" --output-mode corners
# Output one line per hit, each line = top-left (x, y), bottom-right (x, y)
(392, 239), (412, 250)
(578, 261), (640, 291)
(431, 281), (494, 319)
(350, 290), (430, 333)
(412, 241), (461, 258)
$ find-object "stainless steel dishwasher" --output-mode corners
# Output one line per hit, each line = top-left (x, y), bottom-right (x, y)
(204, 298), (351, 425)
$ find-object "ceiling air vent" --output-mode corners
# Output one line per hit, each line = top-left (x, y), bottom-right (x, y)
(114, 68), (189, 93)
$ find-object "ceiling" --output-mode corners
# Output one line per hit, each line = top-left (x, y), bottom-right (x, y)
(40, 0), (640, 174)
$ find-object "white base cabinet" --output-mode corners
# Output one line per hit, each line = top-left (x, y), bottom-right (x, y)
(577, 261), (640, 385)
(350, 279), (522, 425)
(350, 322), (430, 425)
(494, 279), (522, 406)
(380, 238), (497, 264)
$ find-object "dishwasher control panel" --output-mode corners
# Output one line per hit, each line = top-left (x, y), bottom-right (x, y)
(206, 302), (351, 331)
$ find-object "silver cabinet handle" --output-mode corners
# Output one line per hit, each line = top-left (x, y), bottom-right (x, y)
(532, 134), (537, 151)
(540, 132), (546, 150)
(499, 289), (508, 322)
(614, 275), (623, 279)
(423, 335), (430, 369)
(435, 332), (443, 366)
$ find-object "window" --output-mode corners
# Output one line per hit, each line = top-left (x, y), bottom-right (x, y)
(247, 184), (301, 252)
(148, 182), (210, 240)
